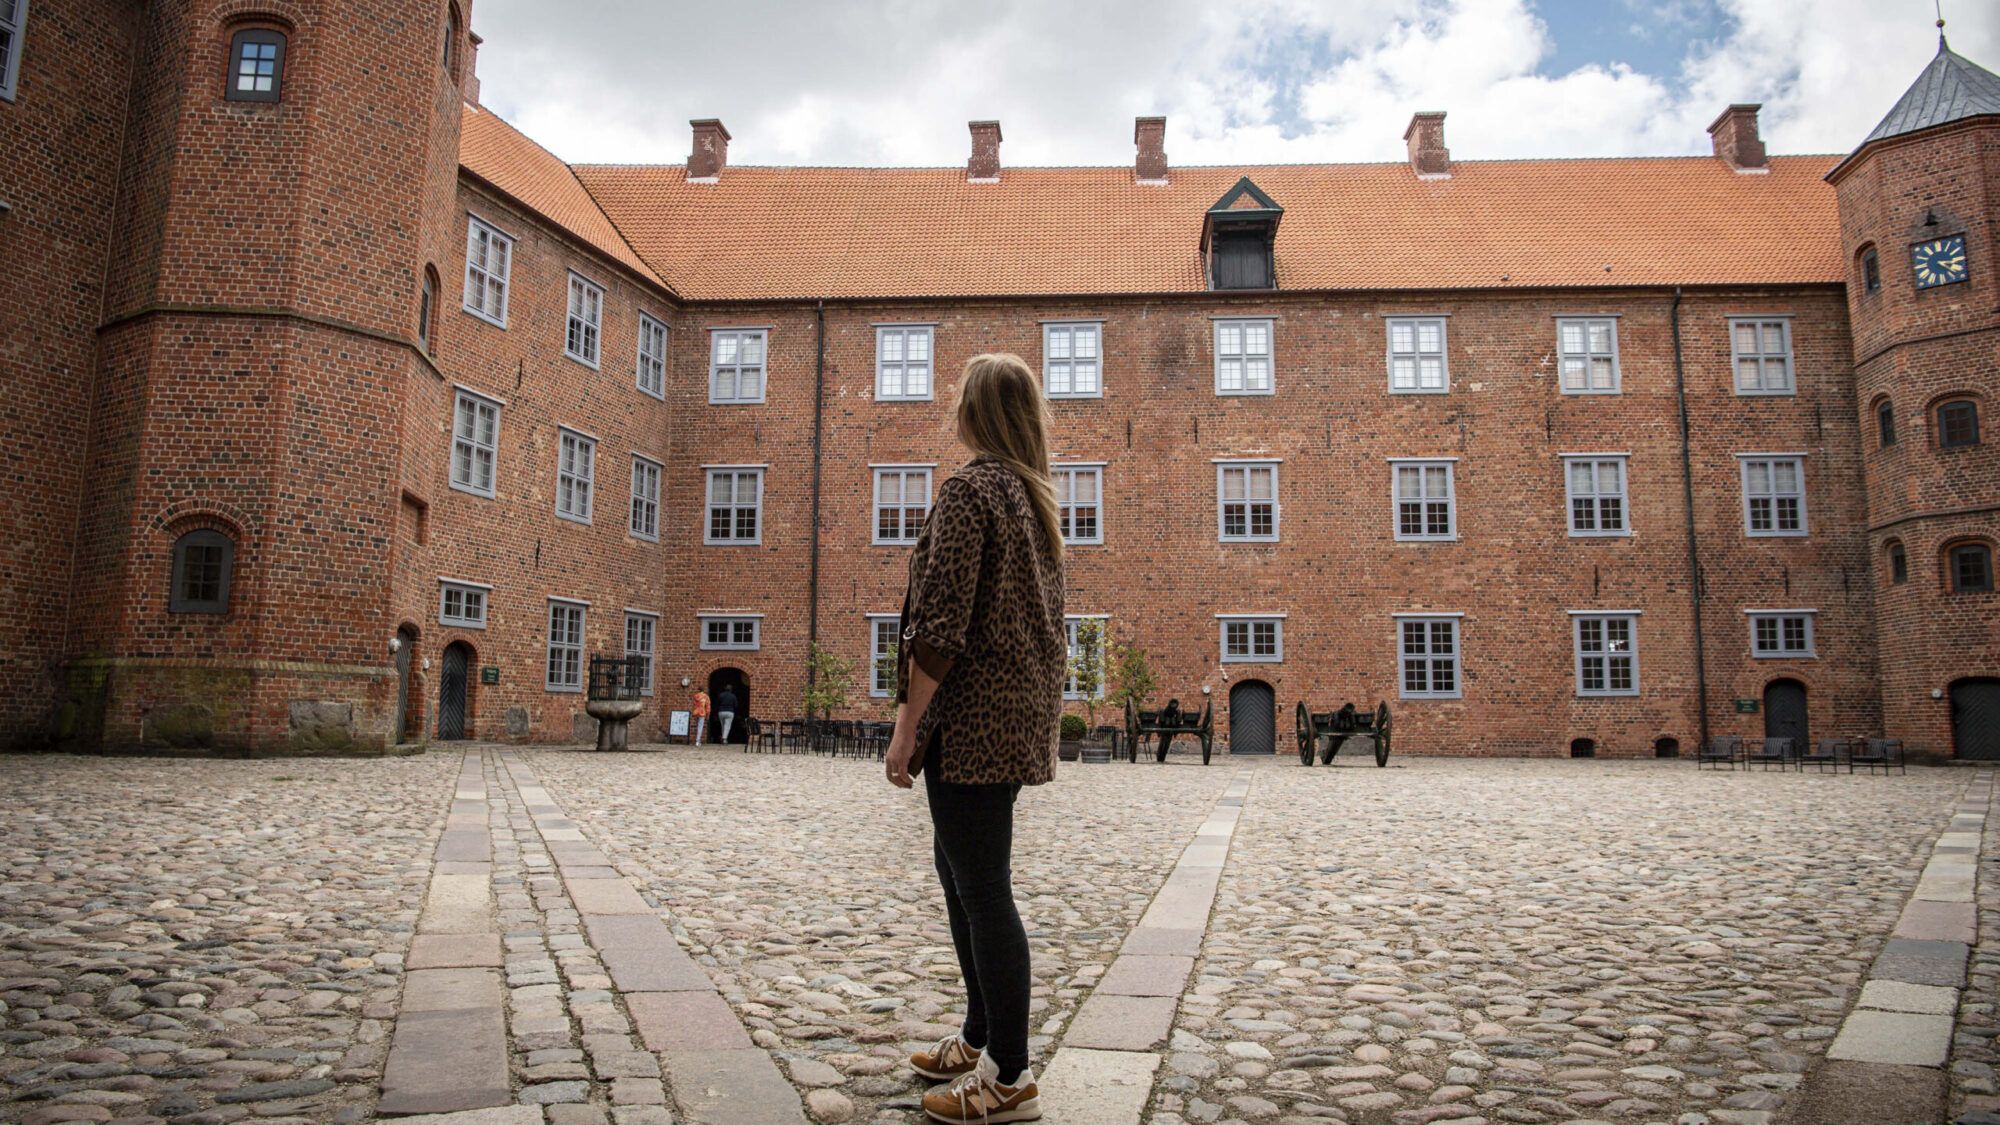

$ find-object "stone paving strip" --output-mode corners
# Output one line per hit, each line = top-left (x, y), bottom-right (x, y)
(1039, 767), (1258, 1124)
(520, 746), (1235, 1122)
(493, 752), (803, 1125)
(0, 753), (459, 1125)
(1146, 757), (1971, 1125)
(1792, 770), (1997, 1125)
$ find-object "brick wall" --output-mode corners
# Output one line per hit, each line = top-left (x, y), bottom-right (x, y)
(0, 0), (141, 745)
(1836, 118), (2000, 757)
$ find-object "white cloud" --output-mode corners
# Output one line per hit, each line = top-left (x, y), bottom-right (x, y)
(470, 0), (1999, 167)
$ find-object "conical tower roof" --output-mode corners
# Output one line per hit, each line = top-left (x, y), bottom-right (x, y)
(1857, 38), (2000, 148)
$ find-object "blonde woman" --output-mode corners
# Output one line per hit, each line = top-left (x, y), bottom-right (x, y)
(886, 353), (1067, 1123)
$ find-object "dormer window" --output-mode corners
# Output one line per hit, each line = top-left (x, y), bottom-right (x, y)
(1203, 177), (1282, 291)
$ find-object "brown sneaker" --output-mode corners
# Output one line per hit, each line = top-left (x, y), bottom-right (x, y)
(909, 1032), (981, 1082)
(923, 1055), (1041, 1123)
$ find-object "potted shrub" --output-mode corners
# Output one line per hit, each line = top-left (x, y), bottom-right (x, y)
(1059, 713), (1088, 761)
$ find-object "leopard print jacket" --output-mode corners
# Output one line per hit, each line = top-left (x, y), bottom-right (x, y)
(897, 456), (1067, 786)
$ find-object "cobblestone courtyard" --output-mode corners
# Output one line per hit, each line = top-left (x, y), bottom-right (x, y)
(0, 749), (1988, 1125)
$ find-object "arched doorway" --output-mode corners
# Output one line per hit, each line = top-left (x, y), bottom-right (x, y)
(1952, 678), (2000, 761)
(438, 641), (473, 740)
(393, 626), (418, 744)
(706, 667), (750, 744)
(1228, 680), (1275, 755)
(1764, 678), (1808, 749)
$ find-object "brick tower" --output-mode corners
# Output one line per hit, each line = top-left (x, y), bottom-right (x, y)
(52, 0), (473, 753)
(1829, 36), (2000, 758)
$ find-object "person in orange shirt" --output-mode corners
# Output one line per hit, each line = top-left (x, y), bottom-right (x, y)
(691, 688), (711, 745)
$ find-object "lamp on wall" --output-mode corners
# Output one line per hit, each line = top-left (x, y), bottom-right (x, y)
(1933, 688), (1945, 699)
(681, 677), (692, 688)
(389, 636), (402, 653)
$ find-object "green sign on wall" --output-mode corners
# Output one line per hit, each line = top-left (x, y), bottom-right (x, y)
(1734, 698), (1759, 714)
(481, 666), (500, 684)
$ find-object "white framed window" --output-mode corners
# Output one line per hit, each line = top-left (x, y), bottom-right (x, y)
(869, 615), (901, 697)
(1216, 462), (1279, 542)
(555, 429), (595, 524)
(636, 314), (668, 399)
(1044, 323), (1103, 398)
(438, 579), (490, 630)
(1063, 615), (1110, 698)
(1564, 455), (1629, 537)
(630, 455), (661, 541)
(1391, 460), (1456, 541)
(450, 388), (500, 498)
(1218, 615), (1284, 662)
(1747, 610), (1816, 658)
(1054, 466), (1103, 545)
(1214, 319), (1273, 396)
(705, 467), (763, 545)
(1396, 615), (1461, 699)
(873, 466), (933, 544)
(1573, 613), (1639, 697)
(1739, 455), (1807, 537)
(1731, 317), (1794, 395)
(546, 599), (586, 693)
(709, 328), (766, 404)
(876, 325), (934, 401)
(1557, 317), (1619, 394)
(700, 615), (761, 651)
(624, 611), (657, 695)
(565, 273), (602, 367)
(462, 216), (512, 327)
(1386, 317), (1448, 393)
(0, 0), (28, 101)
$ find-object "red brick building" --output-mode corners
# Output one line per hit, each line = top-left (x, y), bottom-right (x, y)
(1, 4), (1994, 759)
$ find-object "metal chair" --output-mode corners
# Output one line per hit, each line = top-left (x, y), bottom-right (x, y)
(1852, 738), (1906, 775)
(778, 719), (807, 753)
(1746, 736), (1798, 770)
(746, 717), (779, 754)
(1697, 736), (1742, 770)
(1800, 737), (1849, 774)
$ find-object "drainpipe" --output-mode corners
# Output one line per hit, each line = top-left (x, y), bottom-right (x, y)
(806, 301), (826, 695)
(1672, 287), (1711, 754)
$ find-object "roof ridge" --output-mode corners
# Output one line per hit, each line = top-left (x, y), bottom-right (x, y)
(572, 153), (1843, 174)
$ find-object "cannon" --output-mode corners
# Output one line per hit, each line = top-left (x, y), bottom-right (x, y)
(1124, 697), (1214, 765)
(1296, 701), (1392, 767)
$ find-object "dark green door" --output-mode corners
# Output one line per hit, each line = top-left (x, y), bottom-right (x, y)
(1764, 679), (1808, 750)
(1953, 679), (2000, 761)
(1229, 681), (1275, 754)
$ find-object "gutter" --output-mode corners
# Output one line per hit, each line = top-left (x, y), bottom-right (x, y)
(806, 300), (826, 692)
(1672, 286), (1711, 755)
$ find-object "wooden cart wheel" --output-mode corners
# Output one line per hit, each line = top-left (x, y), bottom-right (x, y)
(1375, 702), (1392, 766)
(1202, 731), (1212, 765)
(1296, 702), (1314, 766)
(1321, 732), (1339, 766)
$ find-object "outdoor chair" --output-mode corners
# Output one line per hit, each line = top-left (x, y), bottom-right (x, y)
(1852, 738), (1906, 775)
(747, 717), (779, 754)
(1800, 737), (1849, 774)
(1746, 736), (1798, 771)
(1697, 736), (1742, 770)
(861, 721), (892, 759)
(831, 720), (859, 757)
(779, 719), (808, 753)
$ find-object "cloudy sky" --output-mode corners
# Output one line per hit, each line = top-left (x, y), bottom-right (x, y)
(470, 0), (1998, 168)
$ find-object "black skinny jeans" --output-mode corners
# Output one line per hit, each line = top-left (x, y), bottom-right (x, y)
(925, 763), (1030, 1083)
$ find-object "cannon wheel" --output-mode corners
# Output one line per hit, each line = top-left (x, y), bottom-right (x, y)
(1374, 702), (1392, 766)
(1199, 702), (1213, 765)
(1321, 732), (1340, 766)
(1125, 698), (1140, 763)
(1296, 701), (1314, 766)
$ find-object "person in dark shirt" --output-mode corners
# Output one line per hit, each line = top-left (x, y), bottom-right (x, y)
(716, 686), (739, 743)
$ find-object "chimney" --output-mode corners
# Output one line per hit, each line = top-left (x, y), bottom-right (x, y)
(968, 120), (1002, 182)
(1707, 104), (1768, 172)
(1135, 116), (1168, 184)
(688, 119), (730, 182)
(464, 31), (482, 104)
(1403, 112), (1450, 178)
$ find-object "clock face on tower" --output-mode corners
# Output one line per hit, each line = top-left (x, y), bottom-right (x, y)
(1911, 235), (1968, 289)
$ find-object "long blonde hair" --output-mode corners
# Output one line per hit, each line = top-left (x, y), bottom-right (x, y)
(954, 353), (1063, 564)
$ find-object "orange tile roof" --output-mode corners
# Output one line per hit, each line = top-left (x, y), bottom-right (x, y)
(459, 110), (1844, 302)
(458, 106), (667, 290)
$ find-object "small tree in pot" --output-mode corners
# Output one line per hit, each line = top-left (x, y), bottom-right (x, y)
(1070, 617), (1108, 736)
(802, 643), (855, 754)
